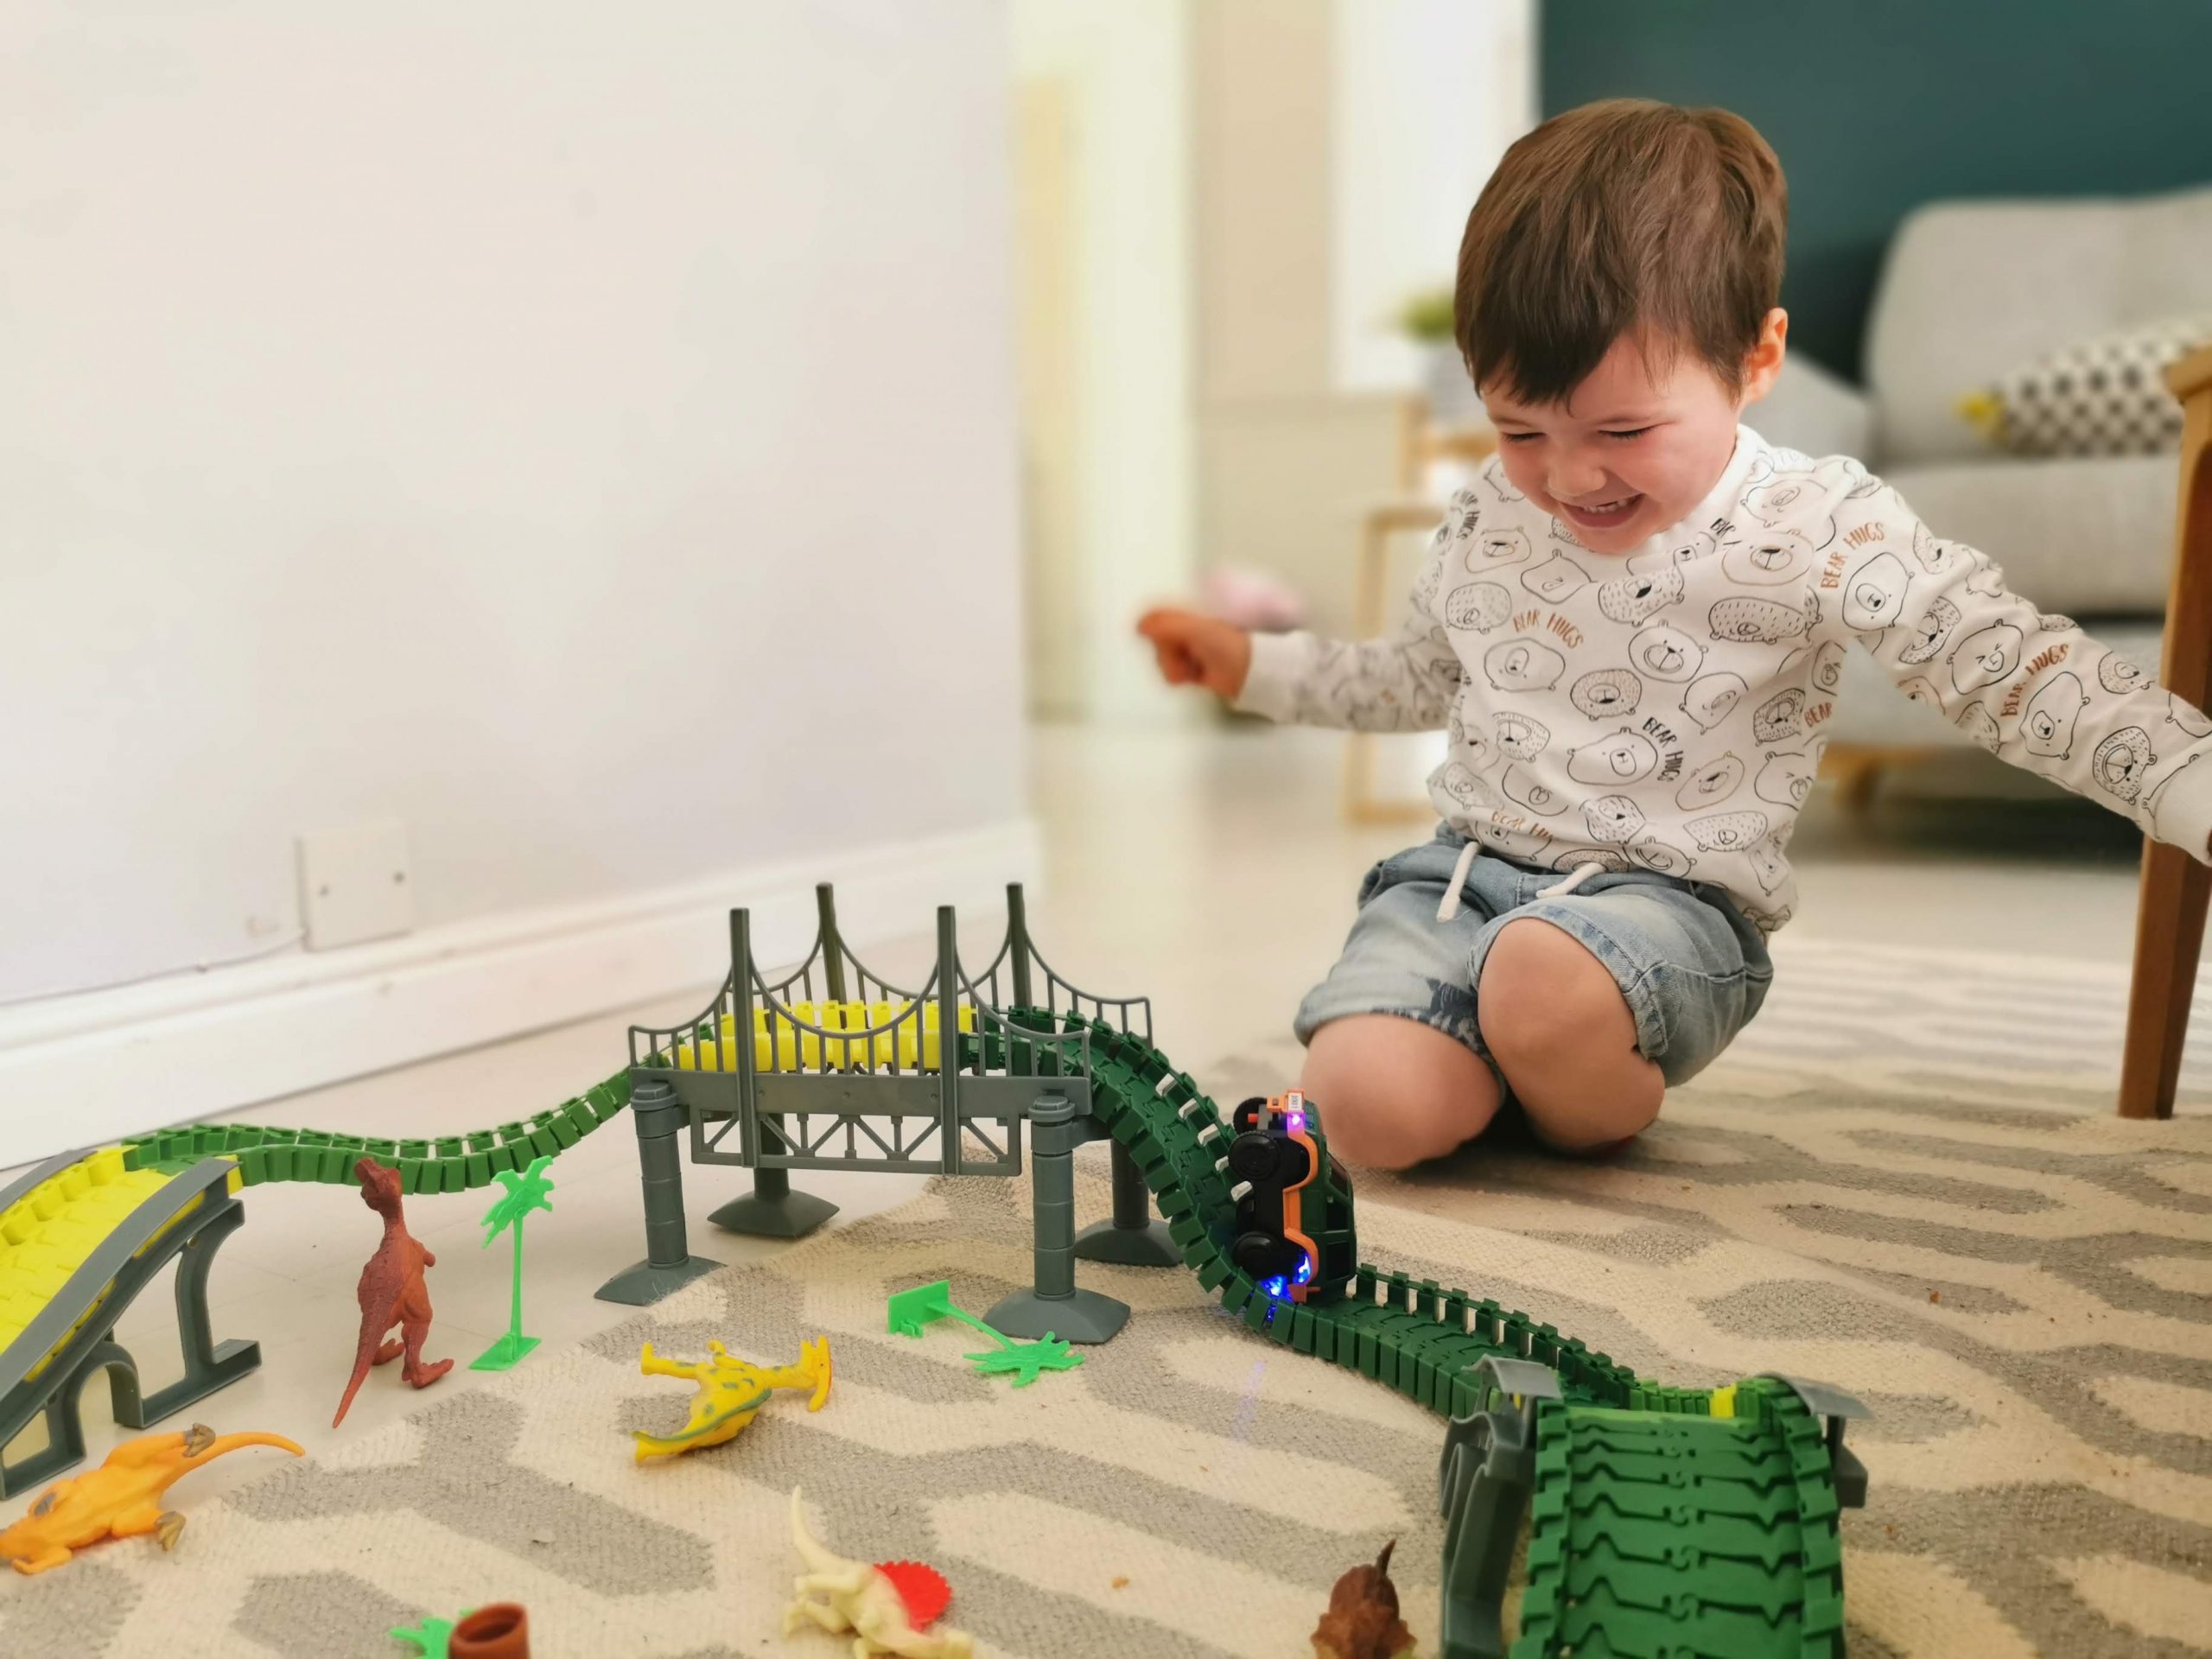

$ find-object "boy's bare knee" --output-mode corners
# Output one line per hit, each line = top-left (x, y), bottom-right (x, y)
(1478, 918), (1633, 1068)
(1300, 1014), (1500, 1170)
(1526, 1075), (1663, 1152)
(1478, 918), (1663, 1149)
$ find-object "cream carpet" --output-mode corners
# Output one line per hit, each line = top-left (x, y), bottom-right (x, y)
(2, 937), (2208, 1659)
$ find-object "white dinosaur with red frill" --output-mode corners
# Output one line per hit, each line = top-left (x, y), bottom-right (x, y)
(785, 1486), (976, 1658)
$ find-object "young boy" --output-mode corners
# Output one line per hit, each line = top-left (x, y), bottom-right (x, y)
(1139, 99), (2212, 1171)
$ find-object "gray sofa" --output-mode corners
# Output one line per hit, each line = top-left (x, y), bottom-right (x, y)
(1751, 183), (2212, 780)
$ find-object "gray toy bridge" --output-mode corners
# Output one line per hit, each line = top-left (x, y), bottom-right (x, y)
(596, 884), (1177, 1342)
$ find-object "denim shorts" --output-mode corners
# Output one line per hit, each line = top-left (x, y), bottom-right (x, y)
(1294, 827), (1773, 1095)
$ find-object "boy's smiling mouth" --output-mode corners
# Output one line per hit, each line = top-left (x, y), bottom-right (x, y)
(1556, 493), (1643, 531)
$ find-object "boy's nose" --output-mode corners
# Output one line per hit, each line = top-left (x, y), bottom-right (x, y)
(1548, 452), (1611, 501)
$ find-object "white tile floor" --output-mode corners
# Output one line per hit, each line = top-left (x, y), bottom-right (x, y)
(6, 720), (2154, 1510)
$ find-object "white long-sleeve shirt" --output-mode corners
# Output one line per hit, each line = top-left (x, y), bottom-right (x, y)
(1236, 426), (2212, 931)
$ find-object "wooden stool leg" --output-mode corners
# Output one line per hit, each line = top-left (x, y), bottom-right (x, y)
(1836, 757), (1883, 814)
(2120, 840), (2212, 1118)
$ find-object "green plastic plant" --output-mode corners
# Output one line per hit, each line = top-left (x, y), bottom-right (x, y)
(887, 1278), (1083, 1388)
(389, 1614), (460, 1656)
(470, 1156), (555, 1372)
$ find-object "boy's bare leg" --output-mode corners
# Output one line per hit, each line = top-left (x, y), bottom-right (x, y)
(1300, 1014), (1503, 1170)
(1478, 918), (1662, 1150)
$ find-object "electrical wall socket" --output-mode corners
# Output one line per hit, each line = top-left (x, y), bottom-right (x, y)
(297, 819), (416, 950)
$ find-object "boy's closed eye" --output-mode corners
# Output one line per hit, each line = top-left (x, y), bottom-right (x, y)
(1498, 428), (1652, 443)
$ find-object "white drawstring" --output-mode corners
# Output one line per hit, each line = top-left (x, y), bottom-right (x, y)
(1538, 861), (1607, 898)
(1436, 843), (1608, 922)
(1434, 837), (1483, 921)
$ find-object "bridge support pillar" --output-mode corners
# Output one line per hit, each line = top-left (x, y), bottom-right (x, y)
(988, 1090), (1128, 1344)
(596, 1078), (721, 1306)
(709, 1160), (838, 1241)
(1073, 1141), (1179, 1268)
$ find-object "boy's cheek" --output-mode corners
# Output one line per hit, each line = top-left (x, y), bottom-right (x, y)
(1496, 448), (1547, 505)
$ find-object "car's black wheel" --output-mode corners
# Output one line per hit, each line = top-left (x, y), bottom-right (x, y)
(1227, 1130), (1281, 1181)
(1231, 1230), (1299, 1280)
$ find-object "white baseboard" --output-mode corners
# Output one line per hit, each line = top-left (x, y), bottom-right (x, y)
(0, 818), (1044, 1165)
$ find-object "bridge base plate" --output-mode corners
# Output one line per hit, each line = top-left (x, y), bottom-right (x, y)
(985, 1286), (1129, 1344)
(595, 1254), (721, 1306)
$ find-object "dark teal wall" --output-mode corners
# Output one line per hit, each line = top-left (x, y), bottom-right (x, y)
(1539, 0), (2212, 378)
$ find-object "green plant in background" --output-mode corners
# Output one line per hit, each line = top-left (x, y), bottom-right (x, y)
(470, 1155), (556, 1372)
(1394, 285), (1457, 343)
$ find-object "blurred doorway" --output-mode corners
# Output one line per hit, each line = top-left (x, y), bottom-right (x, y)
(1014, 78), (1084, 720)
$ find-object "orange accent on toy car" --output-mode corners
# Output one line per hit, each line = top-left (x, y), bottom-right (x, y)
(1273, 1090), (1323, 1304)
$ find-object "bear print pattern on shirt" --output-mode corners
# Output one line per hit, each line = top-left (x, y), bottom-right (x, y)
(1485, 639), (1567, 692)
(2022, 673), (2089, 759)
(1571, 668), (1643, 718)
(1630, 624), (1704, 682)
(1681, 672), (1749, 732)
(1522, 553), (1592, 602)
(1236, 435), (2212, 934)
(1677, 752), (1746, 810)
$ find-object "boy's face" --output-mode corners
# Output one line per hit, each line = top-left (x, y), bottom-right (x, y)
(1481, 313), (1786, 556)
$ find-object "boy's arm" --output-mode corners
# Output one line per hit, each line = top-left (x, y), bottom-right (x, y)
(1822, 486), (2212, 861)
(1232, 492), (1469, 732)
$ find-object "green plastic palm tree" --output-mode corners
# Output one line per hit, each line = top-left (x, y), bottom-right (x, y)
(470, 1155), (555, 1372)
(389, 1614), (459, 1656)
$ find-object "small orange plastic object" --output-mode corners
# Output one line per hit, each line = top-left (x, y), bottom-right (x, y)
(449, 1603), (531, 1658)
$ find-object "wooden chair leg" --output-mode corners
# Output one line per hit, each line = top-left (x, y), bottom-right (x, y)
(2120, 836), (2212, 1118)
(2120, 346), (2212, 1117)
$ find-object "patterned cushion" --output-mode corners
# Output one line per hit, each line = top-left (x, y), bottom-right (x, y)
(1958, 315), (2210, 457)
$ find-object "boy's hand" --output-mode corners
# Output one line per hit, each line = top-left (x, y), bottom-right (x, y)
(1136, 607), (1253, 702)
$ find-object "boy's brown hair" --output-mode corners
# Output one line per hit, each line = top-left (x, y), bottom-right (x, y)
(1455, 99), (1786, 406)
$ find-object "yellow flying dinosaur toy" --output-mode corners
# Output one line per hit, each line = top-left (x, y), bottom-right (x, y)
(632, 1336), (832, 1462)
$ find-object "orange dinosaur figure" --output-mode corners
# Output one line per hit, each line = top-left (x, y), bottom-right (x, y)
(0, 1423), (303, 1574)
(334, 1157), (453, 1427)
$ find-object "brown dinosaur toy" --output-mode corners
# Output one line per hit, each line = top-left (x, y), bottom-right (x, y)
(334, 1156), (453, 1427)
(1311, 1538), (1415, 1659)
(0, 1423), (303, 1574)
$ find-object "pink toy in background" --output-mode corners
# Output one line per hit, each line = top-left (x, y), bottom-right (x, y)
(333, 1158), (452, 1427)
(1199, 567), (1306, 633)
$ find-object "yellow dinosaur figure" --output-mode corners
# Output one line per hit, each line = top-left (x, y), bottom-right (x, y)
(632, 1335), (832, 1463)
(0, 1424), (304, 1575)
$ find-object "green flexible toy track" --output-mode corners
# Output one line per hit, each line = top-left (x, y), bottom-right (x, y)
(121, 1020), (1854, 1657)
(95, 910), (1861, 1657)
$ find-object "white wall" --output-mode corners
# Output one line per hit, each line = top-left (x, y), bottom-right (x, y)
(1330, 0), (1535, 395)
(0, 3), (1030, 1011)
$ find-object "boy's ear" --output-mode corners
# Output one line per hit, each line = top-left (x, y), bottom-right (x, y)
(1739, 308), (1789, 406)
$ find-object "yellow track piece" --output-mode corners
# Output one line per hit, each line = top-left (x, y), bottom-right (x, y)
(0, 1149), (182, 1381)
(673, 1001), (978, 1075)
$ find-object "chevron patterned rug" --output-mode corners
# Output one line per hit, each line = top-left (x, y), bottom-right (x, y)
(2, 937), (2208, 1659)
